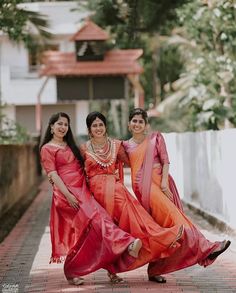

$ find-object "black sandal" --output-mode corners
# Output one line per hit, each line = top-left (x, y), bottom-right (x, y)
(148, 275), (167, 283)
(208, 240), (231, 260)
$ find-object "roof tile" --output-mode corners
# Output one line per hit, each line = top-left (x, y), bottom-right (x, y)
(40, 49), (143, 76)
(71, 19), (109, 41)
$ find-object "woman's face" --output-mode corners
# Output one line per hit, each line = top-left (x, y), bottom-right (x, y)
(129, 114), (146, 135)
(89, 117), (106, 139)
(51, 116), (69, 139)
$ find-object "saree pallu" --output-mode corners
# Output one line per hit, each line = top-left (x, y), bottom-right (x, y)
(82, 139), (184, 271)
(41, 144), (136, 280)
(124, 133), (222, 275)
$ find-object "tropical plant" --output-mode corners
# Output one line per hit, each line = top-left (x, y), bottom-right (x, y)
(81, 0), (189, 115)
(0, 0), (50, 46)
(0, 114), (30, 144)
(158, 0), (236, 131)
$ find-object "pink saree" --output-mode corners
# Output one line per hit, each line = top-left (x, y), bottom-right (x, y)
(124, 132), (222, 275)
(40, 144), (136, 280)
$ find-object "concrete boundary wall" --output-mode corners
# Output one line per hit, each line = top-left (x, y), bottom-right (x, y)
(164, 129), (236, 230)
(0, 144), (39, 217)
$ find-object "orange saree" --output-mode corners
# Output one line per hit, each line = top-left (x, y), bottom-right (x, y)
(123, 132), (222, 275)
(81, 139), (184, 271)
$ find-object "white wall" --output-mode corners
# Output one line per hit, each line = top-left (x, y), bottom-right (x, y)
(2, 73), (57, 105)
(75, 101), (89, 136)
(164, 129), (236, 230)
(1, 40), (28, 68)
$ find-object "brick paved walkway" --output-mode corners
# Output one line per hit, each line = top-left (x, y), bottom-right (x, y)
(0, 179), (236, 293)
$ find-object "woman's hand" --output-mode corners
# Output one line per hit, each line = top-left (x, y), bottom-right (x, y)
(47, 172), (80, 210)
(65, 193), (80, 209)
(161, 181), (173, 201)
(160, 179), (168, 192)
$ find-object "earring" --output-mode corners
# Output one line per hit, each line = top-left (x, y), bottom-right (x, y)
(128, 126), (132, 133)
(51, 128), (54, 134)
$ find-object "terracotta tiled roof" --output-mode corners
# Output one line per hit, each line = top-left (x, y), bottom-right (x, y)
(71, 19), (109, 41)
(40, 49), (143, 76)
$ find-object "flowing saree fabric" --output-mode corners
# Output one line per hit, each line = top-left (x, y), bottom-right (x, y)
(40, 144), (136, 280)
(125, 132), (183, 212)
(81, 139), (184, 271)
(123, 133), (222, 275)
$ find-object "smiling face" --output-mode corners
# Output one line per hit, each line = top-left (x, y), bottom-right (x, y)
(51, 116), (69, 140)
(129, 114), (147, 135)
(89, 117), (106, 139)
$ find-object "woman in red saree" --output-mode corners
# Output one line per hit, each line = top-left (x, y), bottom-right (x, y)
(40, 112), (143, 286)
(123, 108), (231, 277)
(81, 111), (184, 283)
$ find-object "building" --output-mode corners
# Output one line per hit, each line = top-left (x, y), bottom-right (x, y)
(1, 1), (144, 138)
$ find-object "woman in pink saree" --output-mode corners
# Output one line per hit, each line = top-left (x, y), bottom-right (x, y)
(123, 108), (231, 277)
(40, 112), (143, 286)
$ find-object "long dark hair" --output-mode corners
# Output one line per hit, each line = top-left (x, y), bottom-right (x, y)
(86, 111), (107, 133)
(40, 112), (84, 165)
(129, 108), (148, 124)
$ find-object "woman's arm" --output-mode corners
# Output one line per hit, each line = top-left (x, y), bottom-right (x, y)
(48, 171), (80, 209)
(157, 133), (173, 200)
(161, 164), (169, 189)
(117, 143), (131, 167)
(160, 164), (173, 201)
(41, 146), (80, 209)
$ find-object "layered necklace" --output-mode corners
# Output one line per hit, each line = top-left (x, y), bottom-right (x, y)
(88, 137), (116, 168)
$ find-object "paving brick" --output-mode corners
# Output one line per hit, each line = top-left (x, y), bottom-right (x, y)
(1, 179), (236, 293)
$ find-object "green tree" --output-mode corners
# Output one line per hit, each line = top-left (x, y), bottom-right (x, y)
(157, 46), (184, 101)
(0, 0), (50, 46)
(174, 0), (236, 130)
(85, 0), (190, 46)
(82, 0), (189, 110)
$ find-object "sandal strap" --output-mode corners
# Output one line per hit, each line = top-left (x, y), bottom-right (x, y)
(107, 273), (124, 283)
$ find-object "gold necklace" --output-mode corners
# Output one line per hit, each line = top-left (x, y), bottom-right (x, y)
(88, 138), (116, 167)
(91, 138), (107, 150)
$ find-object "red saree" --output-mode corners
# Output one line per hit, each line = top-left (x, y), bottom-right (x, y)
(123, 132), (222, 275)
(81, 139), (184, 271)
(40, 144), (136, 280)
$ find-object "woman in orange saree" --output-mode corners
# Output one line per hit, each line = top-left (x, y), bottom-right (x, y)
(81, 111), (184, 282)
(40, 112), (143, 286)
(123, 108), (231, 277)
